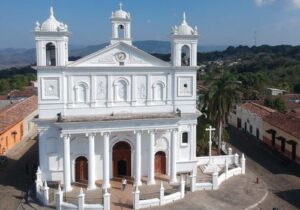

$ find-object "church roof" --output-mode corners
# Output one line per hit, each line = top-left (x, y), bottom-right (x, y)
(68, 41), (171, 67)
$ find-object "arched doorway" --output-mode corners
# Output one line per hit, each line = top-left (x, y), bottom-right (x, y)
(75, 156), (88, 183)
(155, 151), (166, 174)
(113, 141), (131, 177)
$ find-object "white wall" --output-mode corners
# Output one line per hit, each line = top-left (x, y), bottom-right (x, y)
(37, 68), (197, 119)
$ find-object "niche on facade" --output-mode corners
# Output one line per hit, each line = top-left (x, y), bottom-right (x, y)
(152, 81), (165, 101)
(74, 82), (89, 103)
(113, 78), (129, 102)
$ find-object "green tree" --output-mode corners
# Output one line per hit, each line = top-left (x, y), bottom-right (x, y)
(264, 97), (286, 112)
(203, 72), (240, 154)
(294, 83), (300, 93)
(0, 80), (10, 94)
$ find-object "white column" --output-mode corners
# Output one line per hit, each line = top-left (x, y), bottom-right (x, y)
(102, 132), (111, 189)
(62, 134), (72, 192)
(148, 130), (155, 185)
(87, 133), (96, 190)
(135, 130), (142, 186)
(170, 129), (178, 183)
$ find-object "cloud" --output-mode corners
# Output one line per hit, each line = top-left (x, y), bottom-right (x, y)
(254, 0), (276, 6)
(290, 0), (300, 8)
(254, 0), (300, 9)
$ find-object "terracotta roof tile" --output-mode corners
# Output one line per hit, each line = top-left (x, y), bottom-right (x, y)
(264, 112), (300, 139)
(0, 96), (38, 134)
(240, 102), (275, 118)
(9, 86), (37, 99)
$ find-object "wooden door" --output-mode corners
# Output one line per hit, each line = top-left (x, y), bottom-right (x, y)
(155, 152), (166, 174)
(237, 118), (242, 129)
(75, 156), (88, 182)
(113, 141), (131, 177)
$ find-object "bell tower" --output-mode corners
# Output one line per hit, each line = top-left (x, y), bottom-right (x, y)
(110, 3), (132, 45)
(34, 5), (69, 67)
(171, 13), (198, 67)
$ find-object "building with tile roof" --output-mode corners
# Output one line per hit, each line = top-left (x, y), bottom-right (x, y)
(263, 112), (300, 163)
(229, 102), (275, 140)
(0, 96), (38, 155)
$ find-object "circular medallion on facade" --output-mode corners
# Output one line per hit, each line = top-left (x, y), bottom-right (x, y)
(115, 52), (127, 62)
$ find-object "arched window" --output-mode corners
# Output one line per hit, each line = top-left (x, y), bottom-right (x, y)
(152, 81), (165, 101)
(46, 43), (56, 66)
(181, 45), (190, 66)
(118, 24), (125, 39)
(74, 82), (89, 103)
(114, 79), (129, 102)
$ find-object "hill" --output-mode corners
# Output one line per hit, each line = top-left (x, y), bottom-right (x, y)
(0, 41), (227, 69)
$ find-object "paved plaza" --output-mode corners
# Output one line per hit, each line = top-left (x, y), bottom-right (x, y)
(5, 129), (300, 210)
(228, 126), (300, 210)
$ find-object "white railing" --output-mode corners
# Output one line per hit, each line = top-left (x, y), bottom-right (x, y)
(197, 154), (238, 166)
(35, 167), (49, 206)
(191, 153), (246, 192)
(133, 176), (185, 210)
(56, 187), (110, 210)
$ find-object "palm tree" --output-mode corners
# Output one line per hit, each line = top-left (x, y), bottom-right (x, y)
(203, 71), (240, 154)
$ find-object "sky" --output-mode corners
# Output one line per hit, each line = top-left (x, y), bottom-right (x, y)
(1, 0), (300, 49)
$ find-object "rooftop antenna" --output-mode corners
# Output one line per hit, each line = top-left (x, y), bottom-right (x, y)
(254, 30), (257, 47)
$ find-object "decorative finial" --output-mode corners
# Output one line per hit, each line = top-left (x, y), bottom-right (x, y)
(119, 2), (123, 10)
(50, 5), (54, 18)
(182, 12), (187, 24)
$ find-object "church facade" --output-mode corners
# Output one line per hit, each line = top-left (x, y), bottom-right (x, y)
(34, 4), (199, 192)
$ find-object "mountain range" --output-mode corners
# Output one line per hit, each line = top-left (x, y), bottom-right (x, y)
(0, 41), (228, 70)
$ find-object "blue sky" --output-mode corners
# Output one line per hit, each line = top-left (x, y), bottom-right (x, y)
(1, 0), (300, 48)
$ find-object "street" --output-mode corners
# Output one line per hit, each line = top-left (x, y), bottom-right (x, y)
(0, 137), (39, 210)
(228, 126), (300, 210)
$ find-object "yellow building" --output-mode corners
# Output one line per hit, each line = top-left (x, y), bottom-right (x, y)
(0, 96), (37, 155)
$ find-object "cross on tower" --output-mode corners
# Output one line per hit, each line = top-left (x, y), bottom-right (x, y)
(119, 2), (123, 10)
(206, 125), (216, 164)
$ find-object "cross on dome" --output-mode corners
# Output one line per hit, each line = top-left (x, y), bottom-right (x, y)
(50, 5), (54, 18)
(111, 3), (130, 20)
(35, 3), (68, 32)
(182, 12), (187, 24)
(171, 12), (198, 36)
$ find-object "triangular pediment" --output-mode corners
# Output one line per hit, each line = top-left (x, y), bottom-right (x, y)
(68, 42), (171, 67)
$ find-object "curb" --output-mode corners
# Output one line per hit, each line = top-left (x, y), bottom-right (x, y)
(244, 179), (268, 210)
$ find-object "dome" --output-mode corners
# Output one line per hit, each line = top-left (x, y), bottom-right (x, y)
(111, 3), (130, 19)
(177, 22), (194, 35)
(172, 12), (198, 36)
(37, 6), (68, 32)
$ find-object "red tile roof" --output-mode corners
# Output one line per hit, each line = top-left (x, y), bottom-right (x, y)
(240, 102), (275, 118)
(264, 112), (300, 139)
(9, 86), (37, 99)
(0, 96), (38, 134)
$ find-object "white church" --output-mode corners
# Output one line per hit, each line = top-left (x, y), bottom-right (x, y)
(34, 4), (199, 192)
